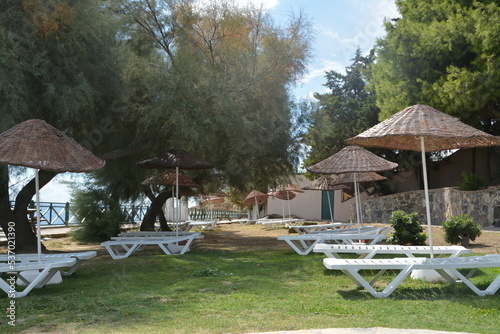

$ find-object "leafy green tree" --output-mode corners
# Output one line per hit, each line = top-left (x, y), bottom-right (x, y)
(0, 0), (126, 252)
(107, 0), (314, 212)
(373, 0), (500, 135)
(302, 48), (380, 171)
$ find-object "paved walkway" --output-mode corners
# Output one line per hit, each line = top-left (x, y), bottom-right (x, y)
(246, 328), (477, 334)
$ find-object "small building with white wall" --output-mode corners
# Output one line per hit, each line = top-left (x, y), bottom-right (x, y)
(263, 174), (361, 223)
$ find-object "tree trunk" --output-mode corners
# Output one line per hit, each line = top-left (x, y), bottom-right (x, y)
(157, 209), (169, 231)
(140, 190), (172, 231)
(0, 168), (58, 253)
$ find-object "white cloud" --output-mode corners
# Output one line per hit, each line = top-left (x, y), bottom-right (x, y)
(196, 0), (280, 11)
(300, 59), (345, 85)
(233, 0), (280, 11)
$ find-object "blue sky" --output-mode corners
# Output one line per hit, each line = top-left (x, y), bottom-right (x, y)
(38, 0), (400, 203)
(264, 0), (399, 100)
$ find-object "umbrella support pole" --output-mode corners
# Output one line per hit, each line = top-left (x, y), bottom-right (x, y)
(354, 173), (361, 234)
(175, 167), (179, 238)
(36, 169), (41, 262)
(421, 137), (434, 258)
(287, 192), (291, 218)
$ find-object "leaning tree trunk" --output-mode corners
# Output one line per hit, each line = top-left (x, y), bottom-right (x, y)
(157, 209), (169, 231)
(140, 190), (172, 231)
(0, 168), (58, 253)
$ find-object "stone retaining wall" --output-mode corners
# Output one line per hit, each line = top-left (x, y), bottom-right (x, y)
(361, 185), (500, 227)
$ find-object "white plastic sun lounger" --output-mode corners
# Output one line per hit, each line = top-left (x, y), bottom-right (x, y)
(0, 251), (96, 276)
(0, 258), (77, 298)
(313, 245), (471, 259)
(289, 222), (353, 234)
(277, 230), (390, 255)
(101, 234), (204, 259)
(257, 218), (305, 229)
(308, 226), (381, 235)
(187, 220), (217, 230)
(323, 254), (500, 297)
(217, 218), (255, 225)
(118, 231), (199, 237)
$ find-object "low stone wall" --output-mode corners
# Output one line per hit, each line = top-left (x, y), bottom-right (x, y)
(362, 185), (500, 228)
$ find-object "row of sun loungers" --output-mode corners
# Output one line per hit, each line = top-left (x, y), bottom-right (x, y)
(276, 222), (500, 297)
(4, 220), (499, 299)
(167, 218), (257, 231)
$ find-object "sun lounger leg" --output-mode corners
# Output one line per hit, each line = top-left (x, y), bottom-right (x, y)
(434, 269), (458, 284)
(105, 243), (139, 260)
(369, 269), (388, 286)
(61, 259), (84, 276)
(179, 237), (196, 254)
(344, 266), (415, 298)
(447, 269), (500, 296)
(289, 239), (318, 255)
(13, 265), (61, 298)
(157, 243), (174, 255)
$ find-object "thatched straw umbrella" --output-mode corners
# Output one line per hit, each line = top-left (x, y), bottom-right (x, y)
(0, 119), (105, 260)
(243, 190), (269, 219)
(275, 184), (304, 218)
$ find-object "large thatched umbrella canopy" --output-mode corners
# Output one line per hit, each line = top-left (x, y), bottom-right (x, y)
(307, 146), (397, 174)
(0, 119), (105, 258)
(0, 119), (105, 172)
(333, 171), (386, 185)
(348, 104), (500, 152)
(348, 104), (500, 257)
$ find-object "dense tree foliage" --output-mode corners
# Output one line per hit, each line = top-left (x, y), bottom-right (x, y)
(0, 0), (126, 251)
(371, 0), (500, 185)
(116, 0), (313, 191)
(302, 48), (380, 170)
(373, 0), (500, 136)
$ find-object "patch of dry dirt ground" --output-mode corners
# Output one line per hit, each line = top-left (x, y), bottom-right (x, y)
(39, 223), (500, 255)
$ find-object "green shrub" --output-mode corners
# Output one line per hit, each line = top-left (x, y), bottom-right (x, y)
(70, 185), (124, 242)
(388, 210), (427, 245)
(442, 214), (482, 247)
(458, 172), (487, 191)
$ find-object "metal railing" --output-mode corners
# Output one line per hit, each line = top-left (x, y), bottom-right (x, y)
(188, 208), (246, 220)
(11, 201), (246, 226)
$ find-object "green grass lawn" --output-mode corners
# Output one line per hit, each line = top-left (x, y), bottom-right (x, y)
(1, 249), (499, 333)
